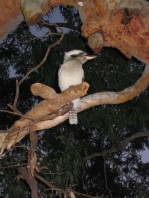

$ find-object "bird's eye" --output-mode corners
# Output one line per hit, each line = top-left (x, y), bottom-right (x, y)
(71, 54), (79, 58)
(71, 52), (85, 58)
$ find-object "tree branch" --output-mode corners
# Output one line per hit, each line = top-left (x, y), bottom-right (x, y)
(84, 131), (149, 160)
(0, 82), (89, 153)
(103, 156), (113, 198)
(80, 65), (149, 111)
(0, 64), (148, 154)
(12, 21), (64, 109)
(23, 64), (149, 132)
(35, 173), (105, 198)
(18, 167), (39, 198)
(0, 109), (33, 120)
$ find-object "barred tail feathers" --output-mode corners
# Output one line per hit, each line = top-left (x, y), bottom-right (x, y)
(69, 98), (80, 125)
(69, 108), (78, 125)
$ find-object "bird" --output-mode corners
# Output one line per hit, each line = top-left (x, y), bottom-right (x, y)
(58, 49), (96, 124)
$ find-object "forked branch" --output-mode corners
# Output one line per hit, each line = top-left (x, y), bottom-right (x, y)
(10, 21), (64, 109)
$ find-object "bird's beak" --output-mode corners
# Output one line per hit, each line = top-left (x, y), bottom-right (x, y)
(85, 55), (97, 60)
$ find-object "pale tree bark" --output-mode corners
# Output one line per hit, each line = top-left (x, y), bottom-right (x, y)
(0, 65), (148, 154)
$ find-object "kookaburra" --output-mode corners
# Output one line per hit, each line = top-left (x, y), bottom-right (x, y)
(58, 49), (96, 124)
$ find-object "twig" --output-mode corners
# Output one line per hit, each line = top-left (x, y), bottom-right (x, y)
(0, 109), (33, 120)
(12, 20), (64, 108)
(72, 190), (106, 198)
(40, 21), (80, 32)
(84, 131), (149, 160)
(35, 174), (105, 198)
(8, 102), (23, 114)
(42, 170), (67, 175)
(13, 79), (19, 108)
(24, 32), (63, 43)
(35, 174), (57, 190)
(103, 156), (113, 198)
(0, 163), (27, 169)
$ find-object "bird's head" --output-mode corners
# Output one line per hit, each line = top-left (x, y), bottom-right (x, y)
(64, 49), (96, 64)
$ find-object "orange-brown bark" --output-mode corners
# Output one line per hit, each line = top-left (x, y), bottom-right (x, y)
(0, 0), (22, 42)
(11, 82), (89, 128)
(0, 0), (76, 41)
(0, 0), (20, 26)
(0, 0), (148, 64)
(80, 0), (149, 63)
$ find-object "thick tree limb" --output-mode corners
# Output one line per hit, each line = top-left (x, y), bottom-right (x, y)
(0, 65), (148, 154)
(28, 131), (38, 177)
(0, 82), (89, 153)
(29, 64), (149, 131)
(18, 167), (39, 198)
(80, 65), (149, 110)
(84, 131), (149, 160)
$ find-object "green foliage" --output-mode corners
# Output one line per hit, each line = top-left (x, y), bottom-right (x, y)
(47, 135), (84, 188)
(59, 5), (82, 30)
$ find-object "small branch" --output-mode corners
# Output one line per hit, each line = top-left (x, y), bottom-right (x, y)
(0, 163), (27, 169)
(103, 157), (113, 198)
(72, 190), (105, 198)
(85, 131), (149, 160)
(7, 104), (23, 114)
(40, 21), (80, 32)
(35, 174), (57, 190)
(13, 80), (19, 108)
(24, 32), (62, 43)
(0, 109), (33, 120)
(12, 21), (64, 108)
(35, 174), (105, 198)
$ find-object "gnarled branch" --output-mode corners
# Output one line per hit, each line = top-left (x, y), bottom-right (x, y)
(0, 82), (89, 153)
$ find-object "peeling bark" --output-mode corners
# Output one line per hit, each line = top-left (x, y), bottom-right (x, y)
(0, 0), (23, 43)
(0, 82), (89, 153)
(79, 0), (149, 63)
(20, 0), (43, 25)
(0, 0), (149, 64)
